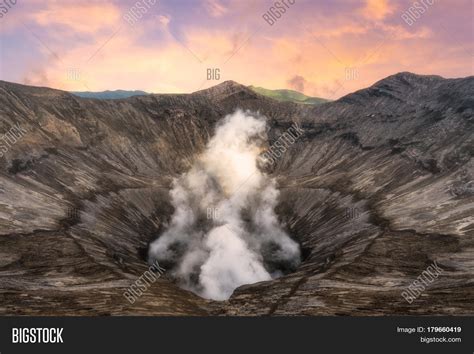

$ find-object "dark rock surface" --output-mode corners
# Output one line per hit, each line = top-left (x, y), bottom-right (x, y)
(0, 72), (472, 315)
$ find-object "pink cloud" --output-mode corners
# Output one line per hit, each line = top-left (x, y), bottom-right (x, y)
(205, 0), (228, 17)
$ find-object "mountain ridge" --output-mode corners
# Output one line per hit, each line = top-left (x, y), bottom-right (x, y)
(1, 71), (470, 103)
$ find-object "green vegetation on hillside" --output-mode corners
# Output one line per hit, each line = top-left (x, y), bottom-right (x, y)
(249, 86), (328, 105)
(71, 90), (148, 99)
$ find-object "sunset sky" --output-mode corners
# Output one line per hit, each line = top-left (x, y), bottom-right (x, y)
(0, 0), (472, 98)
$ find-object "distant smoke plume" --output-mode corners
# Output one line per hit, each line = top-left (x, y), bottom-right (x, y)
(287, 75), (307, 93)
(148, 110), (300, 300)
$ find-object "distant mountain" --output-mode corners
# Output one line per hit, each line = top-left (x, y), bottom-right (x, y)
(249, 85), (328, 105)
(71, 90), (148, 99)
(71, 86), (326, 103)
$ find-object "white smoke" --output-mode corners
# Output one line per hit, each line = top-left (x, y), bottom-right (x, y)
(148, 110), (300, 300)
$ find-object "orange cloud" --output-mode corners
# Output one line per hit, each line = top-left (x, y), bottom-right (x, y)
(361, 0), (394, 20)
(32, 2), (122, 34)
(30, 18), (468, 100)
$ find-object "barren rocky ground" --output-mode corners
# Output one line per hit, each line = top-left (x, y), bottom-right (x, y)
(0, 72), (473, 315)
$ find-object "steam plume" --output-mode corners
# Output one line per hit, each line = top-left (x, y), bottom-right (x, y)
(149, 110), (300, 300)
